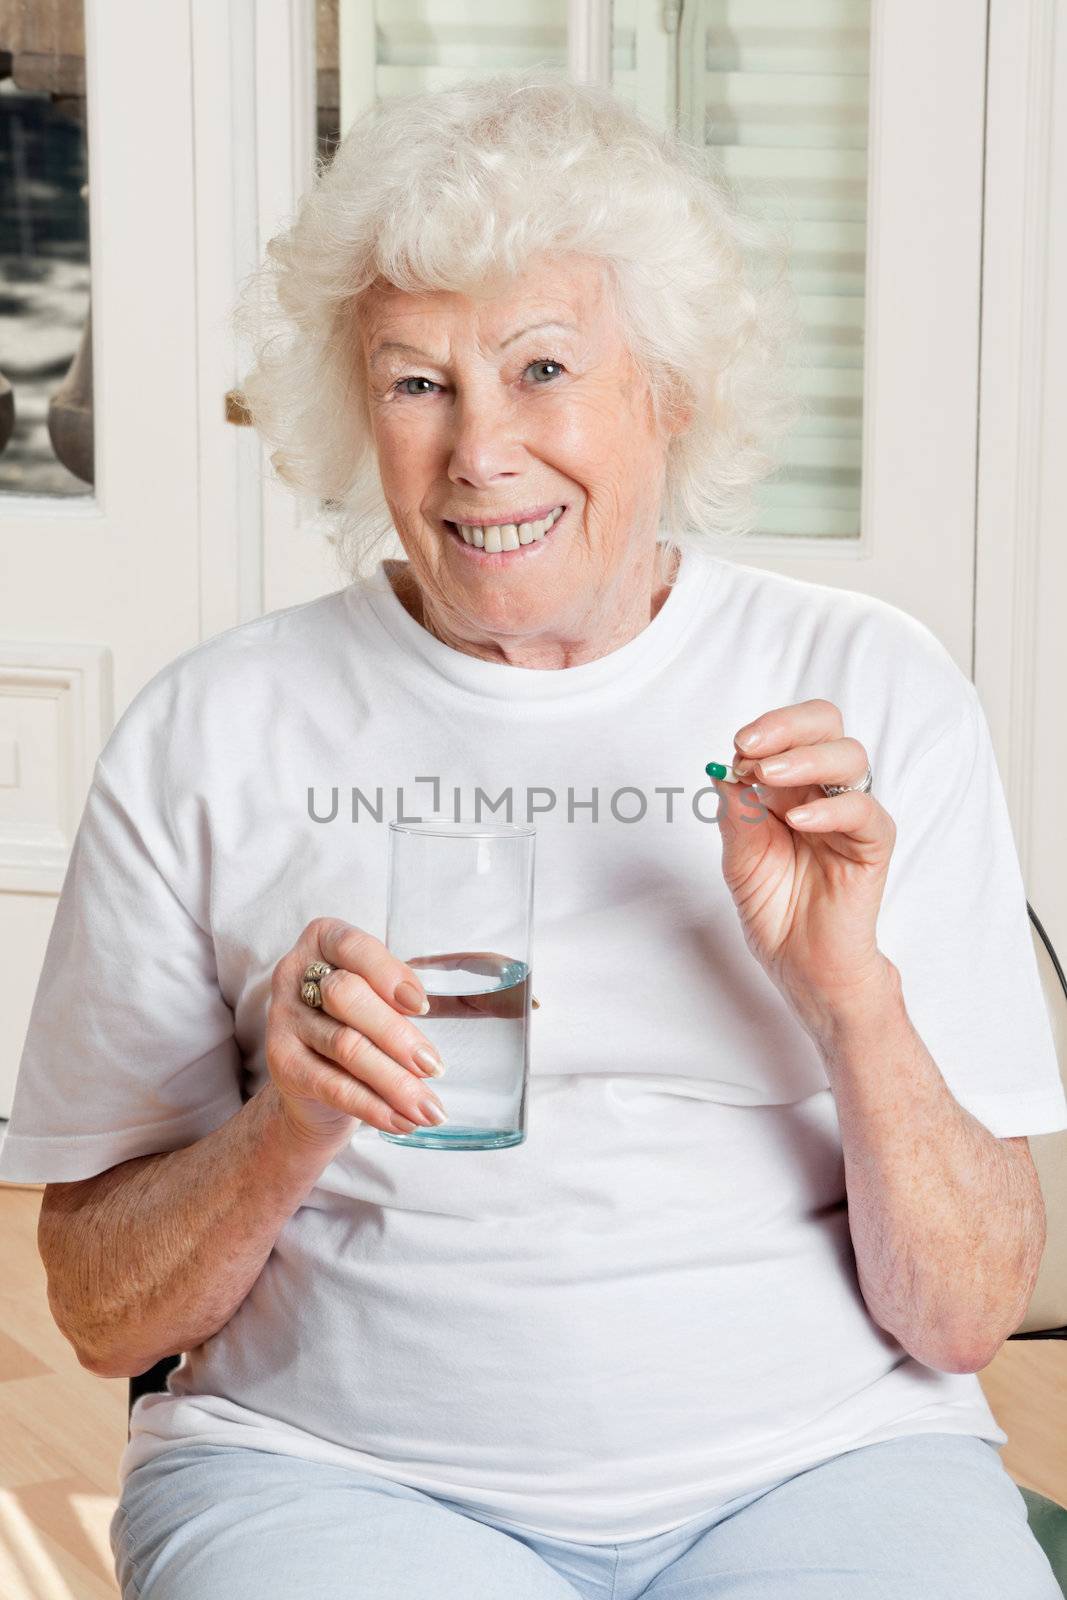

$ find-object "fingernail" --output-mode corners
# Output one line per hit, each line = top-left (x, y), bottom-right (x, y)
(417, 1099), (449, 1126)
(395, 980), (429, 1014)
(414, 1047), (446, 1077)
(735, 730), (760, 751)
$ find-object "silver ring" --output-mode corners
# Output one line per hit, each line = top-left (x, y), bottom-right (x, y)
(300, 960), (335, 1009)
(821, 763), (874, 799)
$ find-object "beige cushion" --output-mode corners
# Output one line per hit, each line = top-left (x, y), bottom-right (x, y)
(1015, 914), (1067, 1335)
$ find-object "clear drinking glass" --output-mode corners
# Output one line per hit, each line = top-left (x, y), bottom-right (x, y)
(382, 818), (536, 1151)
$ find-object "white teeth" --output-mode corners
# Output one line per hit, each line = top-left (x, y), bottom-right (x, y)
(455, 505), (564, 550)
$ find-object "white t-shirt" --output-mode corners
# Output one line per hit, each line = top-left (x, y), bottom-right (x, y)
(2, 541), (1064, 1543)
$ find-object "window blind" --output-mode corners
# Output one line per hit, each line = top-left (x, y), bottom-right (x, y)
(671, 0), (872, 536)
(371, 0), (566, 95)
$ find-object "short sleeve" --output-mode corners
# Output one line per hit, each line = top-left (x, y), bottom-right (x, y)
(0, 756), (244, 1184)
(876, 680), (1067, 1137)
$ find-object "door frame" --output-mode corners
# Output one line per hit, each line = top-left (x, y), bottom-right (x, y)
(191, 0), (337, 635)
(974, 0), (1067, 947)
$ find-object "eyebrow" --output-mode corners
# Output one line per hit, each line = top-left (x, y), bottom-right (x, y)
(368, 320), (581, 369)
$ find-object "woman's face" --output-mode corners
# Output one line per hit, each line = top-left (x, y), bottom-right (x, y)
(358, 253), (686, 665)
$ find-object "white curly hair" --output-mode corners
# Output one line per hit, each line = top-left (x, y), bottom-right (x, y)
(235, 65), (798, 585)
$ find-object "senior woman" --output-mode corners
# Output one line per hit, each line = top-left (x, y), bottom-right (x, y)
(2, 68), (1064, 1600)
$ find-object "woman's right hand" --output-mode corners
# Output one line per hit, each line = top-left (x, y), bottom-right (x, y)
(265, 918), (448, 1148)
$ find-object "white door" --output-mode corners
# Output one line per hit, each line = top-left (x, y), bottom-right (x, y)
(0, 5), (207, 1116)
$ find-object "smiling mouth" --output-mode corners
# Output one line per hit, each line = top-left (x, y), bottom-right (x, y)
(443, 504), (567, 555)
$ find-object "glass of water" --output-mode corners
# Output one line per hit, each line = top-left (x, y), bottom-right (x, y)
(382, 817), (536, 1151)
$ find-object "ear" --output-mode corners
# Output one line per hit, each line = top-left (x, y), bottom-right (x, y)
(658, 391), (692, 441)
(661, 372), (693, 438)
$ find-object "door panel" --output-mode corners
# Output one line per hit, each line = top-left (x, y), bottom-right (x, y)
(0, 3), (203, 1116)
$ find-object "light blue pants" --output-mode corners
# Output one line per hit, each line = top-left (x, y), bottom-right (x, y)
(110, 1432), (1061, 1599)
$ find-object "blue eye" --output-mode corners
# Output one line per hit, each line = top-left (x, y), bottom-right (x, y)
(392, 359), (565, 397)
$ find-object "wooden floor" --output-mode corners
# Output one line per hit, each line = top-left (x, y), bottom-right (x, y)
(2, 1182), (1065, 1599)
(1, 1186), (130, 1599)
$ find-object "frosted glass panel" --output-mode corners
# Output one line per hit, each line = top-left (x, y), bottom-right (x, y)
(676, 0), (871, 538)
(323, 0), (567, 143)
(0, 6), (93, 498)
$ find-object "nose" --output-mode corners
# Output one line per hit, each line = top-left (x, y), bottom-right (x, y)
(446, 383), (524, 492)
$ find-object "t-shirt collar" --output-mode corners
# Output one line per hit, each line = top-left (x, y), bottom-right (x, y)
(357, 541), (715, 705)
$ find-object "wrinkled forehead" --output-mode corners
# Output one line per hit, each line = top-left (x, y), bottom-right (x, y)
(354, 254), (615, 347)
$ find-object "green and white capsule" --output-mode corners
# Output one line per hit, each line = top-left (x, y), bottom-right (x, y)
(705, 761), (745, 784)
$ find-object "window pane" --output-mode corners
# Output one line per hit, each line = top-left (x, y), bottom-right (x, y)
(687, 0), (870, 538)
(320, 0), (567, 147)
(0, 8), (93, 498)
(618, 0), (870, 539)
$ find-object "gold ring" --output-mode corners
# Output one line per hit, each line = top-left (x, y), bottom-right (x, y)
(300, 960), (335, 1009)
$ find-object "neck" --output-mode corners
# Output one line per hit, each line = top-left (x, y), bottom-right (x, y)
(387, 541), (681, 669)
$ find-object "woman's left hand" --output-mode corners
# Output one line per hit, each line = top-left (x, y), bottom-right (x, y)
(711, 698), (898, 1028)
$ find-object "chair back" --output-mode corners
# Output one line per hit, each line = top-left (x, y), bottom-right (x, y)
(1015, 906), (1067, 1338)
(128, 1354), (181, 1433)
